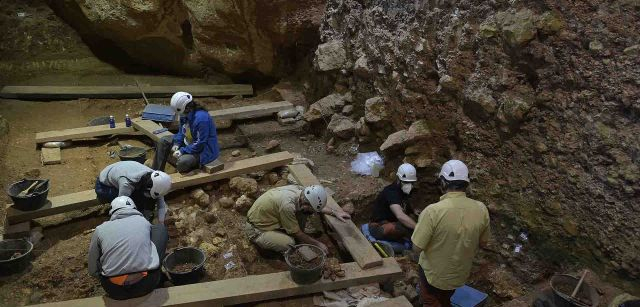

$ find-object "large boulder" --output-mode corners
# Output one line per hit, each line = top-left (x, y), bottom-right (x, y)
(379, 120), (432, 153)
(327, 114), (356, 139)
(314, 40), (346, 71)
(304, 93), (347, 123)
(49, 0), (325, 76)
(229, 177), (258, 197)
(364, 96), (390, 126)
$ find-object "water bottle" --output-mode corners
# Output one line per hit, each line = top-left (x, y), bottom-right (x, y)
(109, 115), (115, 128)
(125, 114), (131, 127)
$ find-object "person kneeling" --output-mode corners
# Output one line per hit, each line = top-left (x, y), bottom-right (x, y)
(88, 196), (169, 300)
(244, 185), (350, 255)
(368, 163), (420, 242)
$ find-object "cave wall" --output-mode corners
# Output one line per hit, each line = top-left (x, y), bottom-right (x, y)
(47, 0), (326, 77)
(312, 0), (640, 280)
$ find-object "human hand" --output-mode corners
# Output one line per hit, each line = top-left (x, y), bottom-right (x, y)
(334, 211), (351, 222)
(171, 145), (179, 152)
(173, 150), (182, 158)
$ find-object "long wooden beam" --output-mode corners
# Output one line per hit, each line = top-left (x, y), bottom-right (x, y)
(32, 258), (402, 307)
(0, 84), (253, 99)
(131, 118), (174, 143)
(34, 101), (293, 144)
(288, 164), (384, 269)
(5, 152), (294, 224)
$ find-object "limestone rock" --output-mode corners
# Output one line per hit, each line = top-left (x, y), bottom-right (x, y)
(234, 195), (253, 214)
(219, 196), (235, 209)
(623, 44), (640, 56)
(265, 139), (280, 152)
(495, 9), (537, 46)
(314, 40), (346, 71)
(536, 12), (564, 34)
(265, 172), (280, 185)
(353, 54), (371, 77)
(200, 242), (220, 257)
(327, 114), (356, 139)
(341, 104), (353, 115)
(380, 120), (432, 153)
(231, 150), (241, 157)
(229, 177), (258, 197)
(304, 93), (346, 123)
(190, 188), (210, 208)
(364, 96), (389, 125)
(355, 117), (370, 137)
(465, 88), (497, 119)
(589, 40), (604, 51)
(496, 90), (535, 125)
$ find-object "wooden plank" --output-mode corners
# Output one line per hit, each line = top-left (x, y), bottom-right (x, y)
(0, 84), (253, 99)
(288, 164), (383, 269)
(32, 257), (402, 307)
(209, 101), (293, 121)
(131, 118), (173, 143)
(34, 101), (293, 144)
(35, 123), (140, 143)
(3, 221), (31, 239)
(6, 152), (294, 224)
(41, 147), (61, 165)
(368, 296), (413, 307)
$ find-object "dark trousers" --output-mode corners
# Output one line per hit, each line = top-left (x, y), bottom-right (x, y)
(369, 221), (412, 241)
(417, 265), (455, 307)
(94, 178), (155, 213)
(99, 224), (169, 300)
(152, 135), (200, 173)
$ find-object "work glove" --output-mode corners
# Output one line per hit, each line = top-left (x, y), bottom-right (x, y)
(171, 145), (180, 152)
(173, 150), (182, 158)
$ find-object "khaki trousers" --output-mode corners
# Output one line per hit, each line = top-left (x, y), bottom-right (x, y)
(244, 222), (295, 253)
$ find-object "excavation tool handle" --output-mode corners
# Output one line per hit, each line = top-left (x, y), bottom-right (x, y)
(571, 270), (588, 298)
(18, 181), (39, 196)
(27, 180), (49, 197)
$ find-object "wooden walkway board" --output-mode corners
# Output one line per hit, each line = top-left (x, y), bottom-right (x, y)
(368, 296), (413, 307)
(0, 84), (253, 99)
(288, 164), (383, 269)
(5, 152), (294, 224)
(41, 147), (61, 165)
(35, 123), (140, 143)
(131, 118), (174, 143)
(32, 258), (402, 307)
(34, 101), (293, 144)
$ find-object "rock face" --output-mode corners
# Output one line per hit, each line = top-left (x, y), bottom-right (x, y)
(49, 0), (326, 76)
(317, 0), (640, 282)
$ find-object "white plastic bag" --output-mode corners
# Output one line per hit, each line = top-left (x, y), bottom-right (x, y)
(350, 152), (384, 176)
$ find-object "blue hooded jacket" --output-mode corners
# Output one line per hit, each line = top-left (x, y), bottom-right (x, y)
(173, 109), (220, 166)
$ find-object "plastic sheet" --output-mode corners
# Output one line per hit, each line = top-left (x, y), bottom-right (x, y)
(350, 152), (384, 176)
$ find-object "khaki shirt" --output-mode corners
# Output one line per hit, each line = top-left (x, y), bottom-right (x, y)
(411, 192), (490, 290)
(247, 185), (303, 235)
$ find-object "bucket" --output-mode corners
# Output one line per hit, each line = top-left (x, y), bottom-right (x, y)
(284, 244), (326, 284)
(163, 247), (206, 285)
(7, 179), (50, 211)
(550, 274), (600, 307)
(0, 239), (34, 275)
(118, 147), (147, 164)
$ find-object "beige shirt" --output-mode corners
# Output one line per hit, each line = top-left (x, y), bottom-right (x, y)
(411, 192), (490, 290)
(247, 185), (303, 235)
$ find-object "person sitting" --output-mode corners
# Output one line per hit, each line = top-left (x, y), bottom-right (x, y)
(368, 163), (419, 242)
(95, 161), (172, 223)
(88, 196), (168, 300)
(153, 91), (222, 174)
(244, 185), (351, 255)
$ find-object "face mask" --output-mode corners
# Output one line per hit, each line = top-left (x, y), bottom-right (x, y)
(401, 183), (413, 194)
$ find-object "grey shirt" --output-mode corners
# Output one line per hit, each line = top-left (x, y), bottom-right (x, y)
(98, 161), (168, 222)
(88, 208), (160, 277)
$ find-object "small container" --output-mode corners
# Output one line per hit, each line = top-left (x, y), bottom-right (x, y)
(125, 114), (132, 127)
(109, 115), (116, 128)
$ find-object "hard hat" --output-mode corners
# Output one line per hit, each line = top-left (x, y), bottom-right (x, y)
(303, 185), (327, 212)
(149, 171), (172, 199)
(109, 196), (136, 215)
(170, 91), (192, 115)
(439, 160), (469, 182)
(397, 163), (417, 182)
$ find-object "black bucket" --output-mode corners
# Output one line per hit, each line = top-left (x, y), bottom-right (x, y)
(0, 239), (34, 275)
(550, 274), (600, 307)
(118, 147), (147, 164)
(7, 179), (50, 211)
(284, 244), (326, 284)
(163, 247), (206, 285)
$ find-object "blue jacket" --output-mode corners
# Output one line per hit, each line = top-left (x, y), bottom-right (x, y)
(173, 109), (220, 166)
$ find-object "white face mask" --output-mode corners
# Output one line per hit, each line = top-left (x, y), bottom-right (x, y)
(401, 183), (413, 194)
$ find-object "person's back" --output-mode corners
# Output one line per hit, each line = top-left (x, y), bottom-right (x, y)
(90, 208), (159, 277)
(417, 192), (489, 289)
(98, 161), (151, 192)
(247, 185), (302, 232)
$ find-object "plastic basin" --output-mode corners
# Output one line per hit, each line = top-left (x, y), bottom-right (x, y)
(284, 244), (326, 285)
(163, 247), (206, 285)
(7, 179), (50, 211)
(118, 146), (147, 164)
(0, 239), (34, 275)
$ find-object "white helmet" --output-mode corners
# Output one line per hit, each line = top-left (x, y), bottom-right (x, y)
(303, 185), (327, 212)
(439, 160), (470, 182)
(110, 196), (136, 215)
(397, 163), (417, 182)
(149, 171), (172, 199)
(170, 91), (192, 115)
